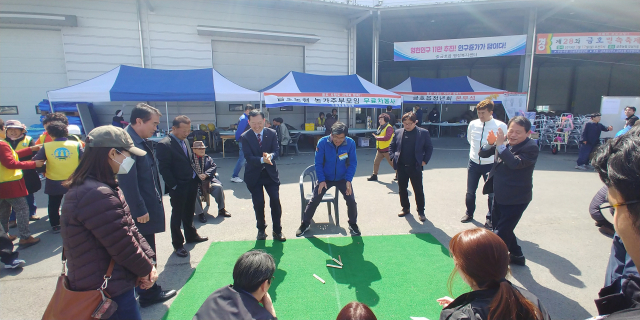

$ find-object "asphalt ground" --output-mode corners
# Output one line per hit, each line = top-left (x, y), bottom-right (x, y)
(0, 137), (611, 320)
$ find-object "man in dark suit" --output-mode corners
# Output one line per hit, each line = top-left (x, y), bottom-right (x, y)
(390, 112), (433, 222)
(479, 116), (539, 266)
(156, 115), (208, 258)
(241, 110), (285, 242)
(118, 103), (176, 306)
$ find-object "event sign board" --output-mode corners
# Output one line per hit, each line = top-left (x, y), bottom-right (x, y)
(263, 93), (402, 108)
(394, 35), (527, 61)
(398, 92), (504, 104)
(536, 32), (640, 54)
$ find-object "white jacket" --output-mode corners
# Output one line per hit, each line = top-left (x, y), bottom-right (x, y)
(467, 117), (507, 164)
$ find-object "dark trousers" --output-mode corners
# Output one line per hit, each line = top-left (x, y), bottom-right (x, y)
(136, 233), (161, 299)
(48, 194), (64, 227)
(465, 160), (493, 220)
(169, 179), (199, 249)
(398, 164), (425, 214)
(492, 201), (529, 257)
(303, 179), (357, 225)
(577, 143), (594, 166)
(107, 288), (141, 320)
(0, 225), (18, 265)
(248, 170), (282, 233)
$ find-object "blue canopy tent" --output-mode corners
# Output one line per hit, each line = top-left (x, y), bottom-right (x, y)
(47, 65), (260, 130)
(261, 71), (402, 109)
(36, 99), (95, 135)
(389, 76), (526, 121)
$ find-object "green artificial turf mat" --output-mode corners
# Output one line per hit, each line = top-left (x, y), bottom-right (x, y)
(163, 233), (469, 320)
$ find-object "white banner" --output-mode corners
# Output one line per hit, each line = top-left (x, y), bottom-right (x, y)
(263, 93), (402, 108)
(394, 35), (527, 61)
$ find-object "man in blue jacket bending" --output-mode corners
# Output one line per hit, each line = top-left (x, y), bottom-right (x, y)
(296, 122), (360, 237)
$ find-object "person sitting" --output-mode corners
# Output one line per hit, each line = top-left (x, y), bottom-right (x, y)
(193, 250), (277, 320)
(437, 227), (551, 320)
(315, 112), (326, 129)
(272, 118), (291, 156)
(112, 109), (129, 128)
(336, 302), (377, 320)
(192, 141), (230, 223)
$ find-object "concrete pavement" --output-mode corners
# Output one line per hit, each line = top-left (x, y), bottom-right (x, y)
(0, 137), (612, 320)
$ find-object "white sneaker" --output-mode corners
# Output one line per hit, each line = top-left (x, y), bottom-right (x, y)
(575, 165), (587, 170)
(5, 259), (25, 269)
(230, 177), (243, 183)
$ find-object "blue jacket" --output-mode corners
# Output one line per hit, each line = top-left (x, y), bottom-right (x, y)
(315, 135), (357, 182)
(235, 113), (249, 141)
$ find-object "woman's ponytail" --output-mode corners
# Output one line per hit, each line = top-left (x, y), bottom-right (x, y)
(488, 281), (541, 320)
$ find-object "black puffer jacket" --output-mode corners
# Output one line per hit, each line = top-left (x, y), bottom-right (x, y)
(61, 176), (155, 297)
(440, 283), (551, 320)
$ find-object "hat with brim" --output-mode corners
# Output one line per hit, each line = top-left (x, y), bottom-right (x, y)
(4, 120), (26, 133)
(192, 141), (206, 149)
(86, 126), (146, 156)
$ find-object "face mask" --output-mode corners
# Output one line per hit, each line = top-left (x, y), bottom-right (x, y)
(112, 150), (135, 174)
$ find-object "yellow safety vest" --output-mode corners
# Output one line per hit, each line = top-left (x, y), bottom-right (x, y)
(38, 132), (51, 145)
(14, 136), (32, 152)
(0, 142), (23, 184)
(375, 123), (394, 150)
(44, 140), (81, 181)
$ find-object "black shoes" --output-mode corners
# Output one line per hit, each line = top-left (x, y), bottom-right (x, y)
(509, 253), (526, 266)
(257, 231), (267, 240)
(394, 173), (398, 181)
(484, 219), (493, 230)
(398, 210), (410, 217)
(198, 213), (207, 223)
(349, 224), (361, 236)
(418, 214), (427, 222)
(218, 209), (231, 217)
(460, 214), (473, 223)
(186, 236), (209, 244)
(139, 289), (177, 308)
(367, 174), (378, 181)
(296, 223), (310, 237)
(174, 247), (189, 258)
(273, 232), (287, 242)
(52, 226), (61, 234)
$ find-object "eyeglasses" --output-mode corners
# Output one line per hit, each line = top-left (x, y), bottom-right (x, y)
(598, 200), (640, 224)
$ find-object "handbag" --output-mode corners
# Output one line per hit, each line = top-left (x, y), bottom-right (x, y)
(42, 250), (118, 320)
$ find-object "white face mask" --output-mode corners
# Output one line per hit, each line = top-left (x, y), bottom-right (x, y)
(112, 150), (135, 174)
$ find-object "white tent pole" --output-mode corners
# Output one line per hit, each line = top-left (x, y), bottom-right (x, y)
(165, 102), (169, 130)
(47, 93), (55, 113)
(260, 92), (263, 112)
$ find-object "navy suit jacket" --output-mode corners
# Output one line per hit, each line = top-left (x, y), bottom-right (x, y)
(389, 126), (433, 170)
(156, 135), (197, 194)
(241, 128), (280, 188)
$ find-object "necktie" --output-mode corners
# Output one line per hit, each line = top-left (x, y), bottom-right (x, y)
(257, 133), (262, 148)
(180, 140), (188, 157)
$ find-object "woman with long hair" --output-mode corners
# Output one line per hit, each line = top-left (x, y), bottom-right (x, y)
(60, 126), (157, 320)
(336, 302), (377, 320)
(438, 228), (551, 320)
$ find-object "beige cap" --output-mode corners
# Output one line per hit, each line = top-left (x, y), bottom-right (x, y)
(86, 126), (146, 156)
(192, 141), (206, 149)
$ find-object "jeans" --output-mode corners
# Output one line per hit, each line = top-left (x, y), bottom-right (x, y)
(0, 197), (31, 239)
(397, 165), (425, 215)
(492, 201), (529, 257)
(465, 160), (494, 220)
(577, 143), (594, 166)
(10, 193), (37, 221)
(303, 179), (358, 225)
(107, 288), (141, 320)
(232, 142), (246, 178)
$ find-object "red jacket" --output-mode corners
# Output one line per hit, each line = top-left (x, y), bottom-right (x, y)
(0, 141), (35, 199)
